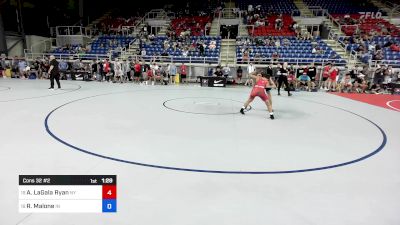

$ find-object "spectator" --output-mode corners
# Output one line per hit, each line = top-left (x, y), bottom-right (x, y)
(180, 63), (187, 83)
(373, 49), (383, 61)
(103, 59), (111, 82)
(307, 63), (317, 84)
(272, 51), (279, 63)
(182, 48), (189, 57)
(351, 74), (366, 93)
(282, 38), (290, 46)
(207, 63), (213, 77)
(321, 63), (331, 90)
(296, 71), (312, 91)
(214, 67), (223, 77)
(390, 43), (400, 52)
(374, 65), (385, 84)
(339, 73), (353, 93)
(59, 60), (69, 80)
(18, 60), (27, 79)
(327, 64), (339, 92)
(222, 64), (230, 78)
(244, 63), (255, 86)
(370, 83), (382, 94)
(275, 39), (281, 48)
(236, 66), (243, 84)
(113, 59), (124, 83)
(199, 44), (205, 56)
(290, 21), (298, 32)
(168, 62), (177, 84)
(209, 40), (216, 50)
(275, 14), (283, 30)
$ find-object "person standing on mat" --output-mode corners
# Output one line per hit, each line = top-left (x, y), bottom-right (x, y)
(240, 72), (274, 119)
(48, 55), (61, 90)
(277, 62), (292, 96)
(264, 73), (276, 108)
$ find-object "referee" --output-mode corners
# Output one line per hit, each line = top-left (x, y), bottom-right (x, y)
(48, 55), (61, 90)
(277, 62), (292, 96)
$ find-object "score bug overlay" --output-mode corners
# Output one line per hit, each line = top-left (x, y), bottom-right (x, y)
(19, 175), (117, 213)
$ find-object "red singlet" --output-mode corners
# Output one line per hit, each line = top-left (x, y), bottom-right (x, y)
(329, 68), (338, 81)
(250, 78), (269, 101)
(323, 66), (330, 78)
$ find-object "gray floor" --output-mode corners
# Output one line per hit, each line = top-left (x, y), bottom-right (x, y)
(1, 79), (399, 225)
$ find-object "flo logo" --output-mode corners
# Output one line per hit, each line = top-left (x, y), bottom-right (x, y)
(359, 12), (383, 19)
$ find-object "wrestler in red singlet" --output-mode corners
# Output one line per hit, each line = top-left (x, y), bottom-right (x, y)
(240, 72), (274, 119)
(329, 67), (338, 81)
(250, 78), (269, 102)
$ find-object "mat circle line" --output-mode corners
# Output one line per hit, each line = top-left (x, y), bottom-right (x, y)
(0, 86), (11, 92)
(44, 90), (387, 174)
(163, 97), (252, 115)
(0, 84), (81, 102)
(386, 100), (400, 112)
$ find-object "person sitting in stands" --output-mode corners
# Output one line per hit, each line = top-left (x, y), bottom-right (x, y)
(282, 38), (290, 46)
(214, 67), (223, 77)
(275, 14), (283, 30)
(271, 52), (279, 63)
(209, 40), (216, 50)
(340, 73), (353, 93)
(390, 43), (400, 52)
(297, 72), (312, 91)
(370, 83), (382, 94)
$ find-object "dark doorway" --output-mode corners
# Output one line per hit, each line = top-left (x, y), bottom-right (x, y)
(220, 25), (238, 39)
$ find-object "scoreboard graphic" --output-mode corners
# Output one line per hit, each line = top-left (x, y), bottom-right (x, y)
(19, 175), (117, 213)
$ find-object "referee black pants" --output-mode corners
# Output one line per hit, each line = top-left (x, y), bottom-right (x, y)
(277, 75), (290, 94)
(50, 73), (61, 88)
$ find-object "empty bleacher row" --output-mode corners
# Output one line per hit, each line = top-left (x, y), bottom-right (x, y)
(170, 16), (212, 36)
(304, 0), (384, 14)
(51, 35), (135, 59)
(331, 14), (400, 36)
(248, 15), (296, 36)
(237, 0), (300, 15)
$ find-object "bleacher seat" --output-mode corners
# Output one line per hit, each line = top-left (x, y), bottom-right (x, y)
(236, 36), (344, 65)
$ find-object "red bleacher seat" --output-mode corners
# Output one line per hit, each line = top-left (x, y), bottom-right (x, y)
(248, 15), (295, 36)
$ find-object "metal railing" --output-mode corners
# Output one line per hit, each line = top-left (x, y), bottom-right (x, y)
(326, 12), (342, 31)
(24, 52), (111, 61)
(291, 9), (302, 17)
(236, 57), (347, 66)
(23, 53), (219, 64)
(384, 1), (400, 18)
(219, 8), (240, 19)
(369, 59), (400, 68)
(238, 24), (254, 36)
(308, 6), (328, 17)
(327, 31), (353, 62)
(24, 38), (57, 55)
(53, 26), (97, 38)
(145, 9), (169, 20)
